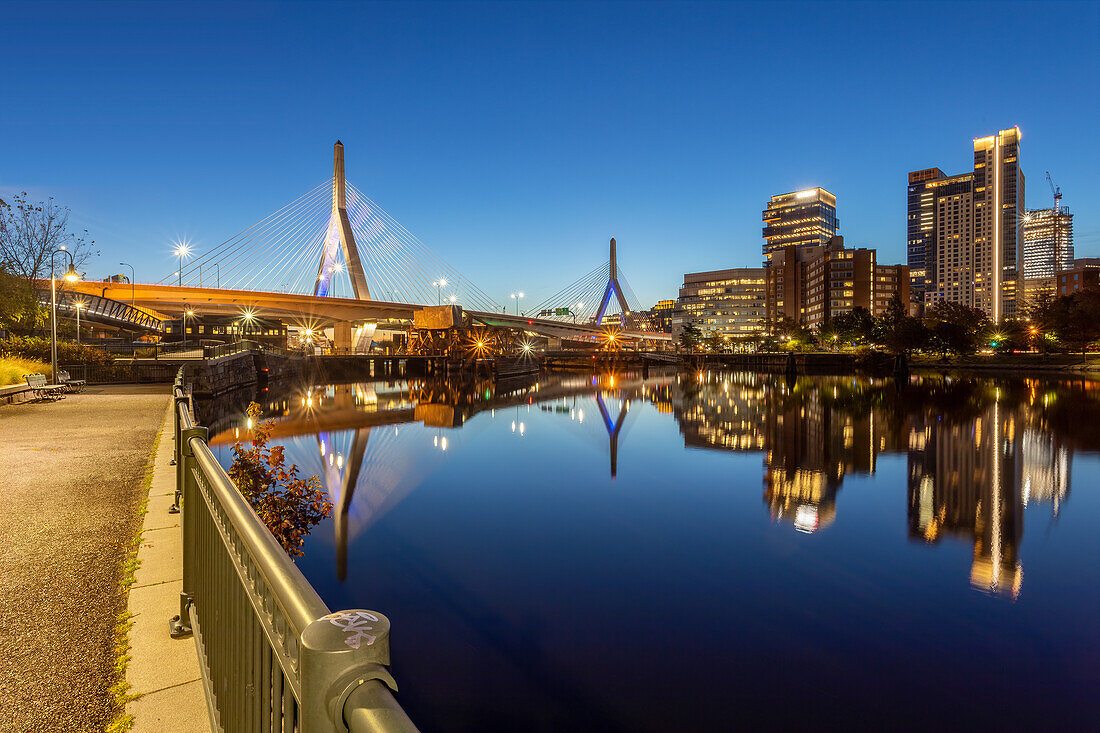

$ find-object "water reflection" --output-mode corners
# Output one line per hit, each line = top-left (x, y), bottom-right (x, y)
(674, 372), (1099, 597)
(199, 370), (1100, 729)
(203, 370), (1100, 601)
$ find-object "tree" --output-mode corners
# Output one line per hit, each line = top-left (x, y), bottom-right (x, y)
(989, 319), (1027, 354)
(703, 329), (724, 353)
(828, 307), (876, 347)
(679, 323), (703, 351)
(771, 316), (816, 350)
(1025, 287), (1100, 357)
(924, 301), (990, 357)
(875, 294), (928, 355)
(230, 402), (332, 559)
(0, 193), (97, 331)
(816, 320), (842, 350)
(1057, 288), (1100, 358)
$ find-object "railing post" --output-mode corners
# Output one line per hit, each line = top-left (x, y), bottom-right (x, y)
(299, 610), (403, 733)
(169, 422), (208, 639)
(169, 394), (189, 512)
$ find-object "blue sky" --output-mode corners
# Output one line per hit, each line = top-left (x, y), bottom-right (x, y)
(2, 1), (1098, 307)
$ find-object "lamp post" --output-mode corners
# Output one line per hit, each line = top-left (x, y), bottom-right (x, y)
(510, 291), (525, 316)
(50, 249), (80, 384)
(175, 242), (190, 287)
(120, 262), (135, 305)
(182, 309), (195, 347)
(433, 278), (447, 306)
(74, 300), (86, 345)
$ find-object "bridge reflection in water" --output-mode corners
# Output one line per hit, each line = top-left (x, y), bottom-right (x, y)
(206, 370), (667, 580)
(203, 369), (1097, 600)
(197, 369), (1100, 729)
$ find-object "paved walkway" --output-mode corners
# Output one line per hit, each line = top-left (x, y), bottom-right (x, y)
(0, 386), (167, 733)
(123, 399), (210, 732)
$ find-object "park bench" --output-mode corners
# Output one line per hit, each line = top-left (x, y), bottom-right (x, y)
(24, 373), (66, 402)
(57, 370), (87, 393)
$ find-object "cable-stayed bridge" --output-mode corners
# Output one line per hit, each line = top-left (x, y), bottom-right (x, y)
(71, 142), (668, 348)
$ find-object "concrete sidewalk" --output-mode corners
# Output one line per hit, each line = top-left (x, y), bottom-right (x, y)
(124, 399), (212, 732)
(0, 386), (168, 733)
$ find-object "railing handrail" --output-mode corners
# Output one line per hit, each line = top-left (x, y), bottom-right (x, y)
(181, 403), (330, 635)
(172, 371), (418, 732)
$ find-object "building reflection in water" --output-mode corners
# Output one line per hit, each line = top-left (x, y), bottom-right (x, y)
(670, 371), (1100, 598)
(201, 369), (1098, 600)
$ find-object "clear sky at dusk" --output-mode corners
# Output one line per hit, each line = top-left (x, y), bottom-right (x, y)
(2, 1), (1098, 307)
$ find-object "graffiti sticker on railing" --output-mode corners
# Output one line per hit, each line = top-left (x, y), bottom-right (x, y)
(323, 610), (380, 649)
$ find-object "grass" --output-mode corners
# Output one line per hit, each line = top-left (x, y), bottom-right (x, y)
(0, 355), (51, 385)
(105, 430), (159, 733)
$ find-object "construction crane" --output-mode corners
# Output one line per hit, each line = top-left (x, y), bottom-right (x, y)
(1045, 171), (1064, 273)
(1045, 171), (1062, 210)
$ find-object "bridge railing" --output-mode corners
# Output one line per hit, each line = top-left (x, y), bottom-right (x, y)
(171, 371), (418, 733)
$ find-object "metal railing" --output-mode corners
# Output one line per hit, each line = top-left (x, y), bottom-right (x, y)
(59, 362), (179, 384)
(171, 371), (418, 732)
(206, 339), (288, 360)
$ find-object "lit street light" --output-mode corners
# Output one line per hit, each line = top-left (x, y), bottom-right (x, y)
(74, 300), (86, 345)
(510, 291), (525, 315)
(50, 248), (80, 384)
(433, 278), (448, 306)
(183, 309), (195, 347)
(175, 242), (191, 287)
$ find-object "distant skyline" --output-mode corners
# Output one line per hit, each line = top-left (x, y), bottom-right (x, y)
(2, 1), (1098, 308)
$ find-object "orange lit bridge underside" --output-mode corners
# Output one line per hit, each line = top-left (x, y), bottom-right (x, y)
(68, 281), (671, 342)
(207, 372), (675, 445)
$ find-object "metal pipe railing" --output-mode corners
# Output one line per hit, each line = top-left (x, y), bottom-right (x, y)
(170, 370), (418, 732)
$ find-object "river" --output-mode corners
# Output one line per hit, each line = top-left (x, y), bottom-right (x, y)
(199, 369), (1100, 731)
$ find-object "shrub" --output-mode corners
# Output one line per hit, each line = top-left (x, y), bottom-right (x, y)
(0, 335), (112, 365)
(229, 402), (331, 558)
(0, 355), (51, 385)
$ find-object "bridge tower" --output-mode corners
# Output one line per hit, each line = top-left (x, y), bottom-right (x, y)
(315, 141), (371, 299)
(594, 237), (632, 328)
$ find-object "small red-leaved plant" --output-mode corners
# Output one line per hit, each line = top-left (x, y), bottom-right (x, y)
(230, 402), (332, 559)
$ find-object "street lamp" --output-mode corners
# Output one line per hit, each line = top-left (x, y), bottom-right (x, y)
(175, 242), (191, 287)
(183, 309), (195, 347)
(120, 262), (135, 305)
(50, 249), (80, 384)
(74, 300), (86, 345)
(510, 291), (525, 315)
(433, 278), (447, 306)
(240, 309), (255, 340)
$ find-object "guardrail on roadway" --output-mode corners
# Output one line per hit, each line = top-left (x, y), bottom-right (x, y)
(170, 371), (418, 732)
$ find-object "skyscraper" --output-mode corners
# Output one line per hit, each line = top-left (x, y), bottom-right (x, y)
(1023, 206), (1074, 279)
(907, 127), (1025, 320)
(761, 188), (838, 264)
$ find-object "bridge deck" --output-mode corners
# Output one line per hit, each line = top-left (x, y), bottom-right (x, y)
(68, 282), (670, 341)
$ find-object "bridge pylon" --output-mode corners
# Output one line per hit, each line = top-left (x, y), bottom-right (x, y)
(594, 237), (632, 328)
(315, 141), (371, 299)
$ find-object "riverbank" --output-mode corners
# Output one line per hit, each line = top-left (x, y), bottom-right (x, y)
(909, 353), (1100, 377)
(0, 386), (166, 733)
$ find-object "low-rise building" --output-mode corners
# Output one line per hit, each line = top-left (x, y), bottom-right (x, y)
(650, 299), (675, 334)
(672, 268), (767, 340)
(1055, 267), (1100, 296)
(765, 236), (908, 329)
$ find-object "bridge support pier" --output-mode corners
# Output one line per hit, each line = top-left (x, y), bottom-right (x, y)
(334, 321), (353, 354)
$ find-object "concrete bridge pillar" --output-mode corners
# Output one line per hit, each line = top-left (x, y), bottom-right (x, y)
(334, 321), (353, 354)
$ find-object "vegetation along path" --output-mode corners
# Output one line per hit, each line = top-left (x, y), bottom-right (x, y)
(0, 386), (168, 733)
